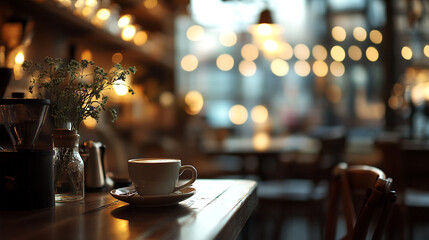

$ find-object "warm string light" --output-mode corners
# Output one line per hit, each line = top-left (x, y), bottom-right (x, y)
(181, 55), (198, 72)
(185, 91), (204, 115)
(57, 0), (146, 46)
(402, 46), (413, 60)
(294, 44), (310, 60)
(229, 104), (248, 125)
(121, 25), (137, 41)
(118, 14), (133, 28)
(241, 44), (259, 61)
(187, 25), (204, 41)
(143, 0), (158, 9)
(83, 117), (97, 129)
(251, 105), (269, 124)
(253, 131), (270, 151)
(13, 51), (25, 80)
(219, 31), (237, 47)
(183, 23), (388, 80)
(216, 54), (234, 71)
(134, 31), (148, 46)
(14, 52), (24, 64)
(113, 80), (129, 96)
(239, 60), (257, 77)
(271, 59), (289, 76)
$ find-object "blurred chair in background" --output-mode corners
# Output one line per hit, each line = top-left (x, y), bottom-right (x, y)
(256, 126), (347, 239)
(376, 132), (429, 239)
(325, 163), (397, 240)
(399, 146), (429, 240)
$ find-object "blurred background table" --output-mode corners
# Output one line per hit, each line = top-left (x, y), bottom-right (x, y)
(0, 179), (257, 240)
(203, 134), (319, 179)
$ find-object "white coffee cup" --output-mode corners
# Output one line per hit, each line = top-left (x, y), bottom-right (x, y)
(128, 158), (197, 196)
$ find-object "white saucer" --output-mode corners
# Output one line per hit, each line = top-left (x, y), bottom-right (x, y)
(110, 186), (196, 207)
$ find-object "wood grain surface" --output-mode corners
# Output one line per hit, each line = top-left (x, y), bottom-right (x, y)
(0, 179), (257, 240)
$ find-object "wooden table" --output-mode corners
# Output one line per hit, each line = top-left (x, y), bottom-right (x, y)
(204, 135), (319, 179)
(0, 179), (257, 240)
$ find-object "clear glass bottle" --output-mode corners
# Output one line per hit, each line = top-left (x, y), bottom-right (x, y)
(52, 129), (84, 202)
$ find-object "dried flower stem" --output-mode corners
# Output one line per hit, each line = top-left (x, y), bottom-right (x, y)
(23, 56), (136, 130)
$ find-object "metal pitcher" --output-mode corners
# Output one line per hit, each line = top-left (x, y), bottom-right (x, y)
(82, 140), (107, 190)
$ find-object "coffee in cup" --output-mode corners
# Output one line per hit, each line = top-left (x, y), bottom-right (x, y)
(128, 158), (197, 196)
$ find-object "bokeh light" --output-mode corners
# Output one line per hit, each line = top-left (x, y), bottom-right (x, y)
(411, 82), (429, 105)
(312, 60), (329, 77)
(185, 91), (204, 115)
(348, 45), (362, 61)
(241, 44), (259, 61)
(187, 25), (204, 41)
(330, 61), (345, 77)
(366, 47), (379, 62)
(118, 14), (132, 28)
(81, 49), (92, 61)
(181, 55), (199, 72)
(369, 30), (382, 44)
(393, 83), (404, 96)
(216, 54), (234, 71)
(263, 39), (279, 53)
(330, 45), (346, 62)
(83, 117), (97, 129)
(253, 131), (270, 151)
(294, 43), (310, 60)
(144, 0), (157, 9)
(113, 80), (128, 96)
(312, 45), (328, 60)
(271, 58), (289, 76)
(278, 42), (293, 60)
(219, 31), (237, 47)
(121, 25), (136, 41)
(401, 46), (413, 60)
(96, 8), (110, 21)
(134, 31), (148, 46)
(159, 92), (175, 107)
(251, 105), (269, 124)
(424, 45), (429, 58)
(229, 104), (248, 125)
(388, 96), (403, 110)
(256, 24), (274, 35)
(294, 60), (311, 77)
(332, 26), (346, 42)
(112, 52), (123, 63)
(353, 27), (367, 42)
(239, 60), (257, 76)
(14, 52), (24, 64)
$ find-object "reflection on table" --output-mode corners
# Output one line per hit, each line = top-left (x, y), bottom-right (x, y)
(0, 179), (257, 240)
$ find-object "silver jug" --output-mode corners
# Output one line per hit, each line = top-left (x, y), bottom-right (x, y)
(82, 141), (109, 190)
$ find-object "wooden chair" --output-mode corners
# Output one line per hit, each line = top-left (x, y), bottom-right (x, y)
(325, 163), (397, 240)
(256, 126), (347, 239)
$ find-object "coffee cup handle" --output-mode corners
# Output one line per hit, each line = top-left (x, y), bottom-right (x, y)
(174, 165), (197, 192)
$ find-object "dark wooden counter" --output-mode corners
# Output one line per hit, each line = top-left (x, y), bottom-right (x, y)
(0, 179), (257, 240)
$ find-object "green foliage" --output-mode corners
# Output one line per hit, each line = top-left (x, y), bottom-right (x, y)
(23, 56), (136, 130)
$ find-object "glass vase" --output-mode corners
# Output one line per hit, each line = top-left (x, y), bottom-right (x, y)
(52, 129), (84, 202)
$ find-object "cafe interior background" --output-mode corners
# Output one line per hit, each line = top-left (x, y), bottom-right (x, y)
(1, 0), (429, 238)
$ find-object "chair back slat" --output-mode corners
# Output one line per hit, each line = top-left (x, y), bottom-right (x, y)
(325, 163), (396, 240)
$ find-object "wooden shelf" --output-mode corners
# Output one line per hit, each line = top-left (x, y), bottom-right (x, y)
(7, 0), (172, 68)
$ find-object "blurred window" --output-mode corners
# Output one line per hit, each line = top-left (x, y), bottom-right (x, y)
(176, 0), (386, 132)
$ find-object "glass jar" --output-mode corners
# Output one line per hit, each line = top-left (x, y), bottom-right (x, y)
(52, 129), (84, 202)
